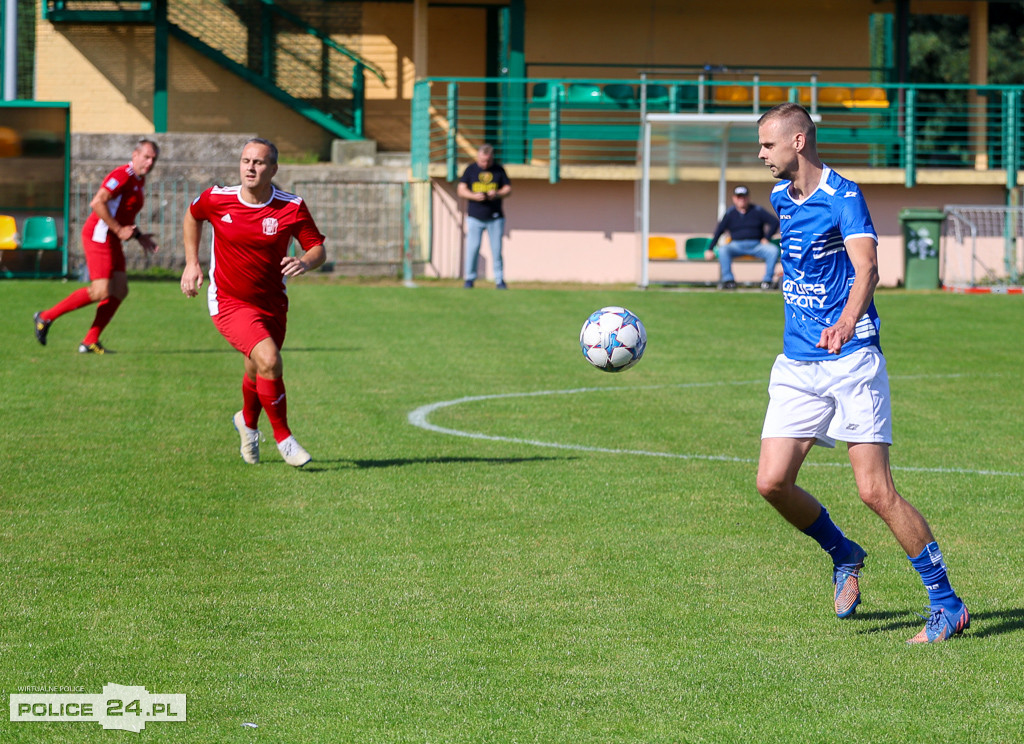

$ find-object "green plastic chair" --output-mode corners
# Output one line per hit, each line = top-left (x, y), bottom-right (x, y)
(21, 216), (59, 250)
(685, 236), (714, 260)
(566, 83), (602, 104)
(603, 84), (636, 107)
(532, 82), (554, 102)
(644, 84), (671, 108)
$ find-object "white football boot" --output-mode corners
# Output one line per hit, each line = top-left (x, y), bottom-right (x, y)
(232, 411), (262, 465)
(277, 435), (312, 468)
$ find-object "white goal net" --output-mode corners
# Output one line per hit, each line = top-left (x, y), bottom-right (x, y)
(637, 113), (776, 287)
(943, 205), (1024, 290)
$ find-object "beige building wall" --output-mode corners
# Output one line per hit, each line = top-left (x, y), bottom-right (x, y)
(33, 0), (896, 153)
(34, 12), (337, 157)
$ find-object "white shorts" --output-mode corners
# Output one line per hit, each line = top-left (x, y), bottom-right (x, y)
(761, 348), (892, 448)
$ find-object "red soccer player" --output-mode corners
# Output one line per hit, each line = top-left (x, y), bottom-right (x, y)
(34, 138), (160, 353)
(179, 138), (326, 467)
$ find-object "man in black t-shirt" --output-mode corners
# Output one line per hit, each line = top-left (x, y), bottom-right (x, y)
(457, 144), (512, 289)
(709, 185), (780, 290)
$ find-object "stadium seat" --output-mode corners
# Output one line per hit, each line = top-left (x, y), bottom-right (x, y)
(648, 236), (678, 260)
(713, 85), (752, 105)
(848, 87), (889, 108)
(0, 127), (21, 158)
(685, 236), (714, 260)
(566, 83), (602, 104)
(676, 82), (700, 110)
(800, 87), (851, 106)
(532, 82), (555, 102)
(0, 215), (19, 249)
(21, 216), (59, 250)
(603, 84), (636, 107)
(643, 84), (671, 107)
(757, 86), (787, 105)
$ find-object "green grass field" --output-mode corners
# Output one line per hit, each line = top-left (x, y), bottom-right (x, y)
(2, 278), (1023, 743)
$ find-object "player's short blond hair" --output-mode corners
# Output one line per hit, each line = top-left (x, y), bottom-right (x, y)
(759, 103), (817, 145)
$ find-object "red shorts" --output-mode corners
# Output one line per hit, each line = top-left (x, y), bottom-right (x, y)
(211, 295), (287, 357)
(82, 234), (126, 279)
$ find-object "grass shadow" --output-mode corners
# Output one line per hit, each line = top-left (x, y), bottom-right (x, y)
(852, 607), (1024, 639)
(287, 455), (572, 472)
(136, 346), (354, 356)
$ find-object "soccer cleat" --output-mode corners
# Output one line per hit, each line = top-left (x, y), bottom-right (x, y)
(277, 435), (311, 468)
(718, 280), (737, 290)
(833, 542), (867, 618)
(907, 604), (970, 644)
(33, 312), (52, 346)
(496, 281), (508, 290)
(232, 410), (262, 465)
(760, 281), (777, 291)
(78, 342), (108, 354)
(463, 280), (474, 289)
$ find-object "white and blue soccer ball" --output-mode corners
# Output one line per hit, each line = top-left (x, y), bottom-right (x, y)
(579, 306), (647, 372)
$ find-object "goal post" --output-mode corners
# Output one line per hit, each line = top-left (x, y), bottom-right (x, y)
(637, 112), (818, 288)
(639, 114), (763, 287)
(943, 205), (1024, 291)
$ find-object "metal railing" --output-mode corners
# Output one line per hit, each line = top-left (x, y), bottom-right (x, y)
(45, 0), (385, 139)
(168, 0), (385, 138)
(412, 77), (1024, 187)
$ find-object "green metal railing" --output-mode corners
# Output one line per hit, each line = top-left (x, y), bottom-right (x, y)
(412, 77), (1024, 188)
(168, 0), (384, 138)
(45, 0), (384, 140)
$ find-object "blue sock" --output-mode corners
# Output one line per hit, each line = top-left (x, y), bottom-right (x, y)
(909, 542), (960, 612)
(801, 507), (854, 564)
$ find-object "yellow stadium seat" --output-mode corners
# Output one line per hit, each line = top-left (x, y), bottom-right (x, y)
(799, 87), (851, 106)
(0, 215), (19, 249)
(847, 87), (889, 108)
(819, 87), (851, 105)
(648, 236), (678, 260)
(757, 86), (787, 105)
(713, 85), (752, 104)
(0, 127), (21, 158)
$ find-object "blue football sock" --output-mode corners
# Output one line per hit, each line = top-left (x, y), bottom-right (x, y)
(801, 507), (854, 564)
(909, 542), (960, 612)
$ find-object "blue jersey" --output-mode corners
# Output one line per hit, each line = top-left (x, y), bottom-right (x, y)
(769, 166), (881, 361)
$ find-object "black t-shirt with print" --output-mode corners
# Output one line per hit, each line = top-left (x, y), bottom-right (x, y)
(459, 162), (511, 221)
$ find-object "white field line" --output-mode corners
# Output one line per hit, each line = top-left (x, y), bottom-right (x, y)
(408, 377), (1023, 478)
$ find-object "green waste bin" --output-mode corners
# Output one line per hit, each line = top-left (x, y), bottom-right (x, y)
(898, 208), (945, 290)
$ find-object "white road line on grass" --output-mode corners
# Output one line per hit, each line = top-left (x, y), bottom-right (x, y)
(407, 378), (1023, 478)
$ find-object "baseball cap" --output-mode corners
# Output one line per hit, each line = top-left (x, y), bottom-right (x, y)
(733, 186), (749, 196)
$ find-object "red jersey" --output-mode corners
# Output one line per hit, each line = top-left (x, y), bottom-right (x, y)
(190, 184), (326, 314)
(83, 163), (147, 245)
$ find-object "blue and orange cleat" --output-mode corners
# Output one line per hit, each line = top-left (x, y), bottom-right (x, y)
(833, 542), (867, 618)
(907, 604), (970, 644)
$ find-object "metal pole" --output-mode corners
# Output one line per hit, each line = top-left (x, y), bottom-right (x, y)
(717, 125), (731, 219)
(2, 0), (17, 100)
(640, 119), (651, 288)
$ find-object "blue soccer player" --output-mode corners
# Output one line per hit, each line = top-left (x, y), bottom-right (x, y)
(753, 103), (969, 644)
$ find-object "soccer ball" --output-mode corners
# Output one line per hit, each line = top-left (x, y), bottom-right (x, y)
(579, 306), (647, 372)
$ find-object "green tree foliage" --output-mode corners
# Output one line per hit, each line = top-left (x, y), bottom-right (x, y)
(907, 7), (1024, 166)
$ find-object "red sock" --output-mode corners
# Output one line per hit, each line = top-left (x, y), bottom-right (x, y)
(42, 287), (93, 322)
(256, 375), (291, 443)
(82, 297), (121, 345)
(241, 375), (262, 429)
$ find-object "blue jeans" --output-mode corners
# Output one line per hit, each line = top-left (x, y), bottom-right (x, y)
(718, 239), (780, 283)
(465, 216), (505, 283)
